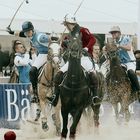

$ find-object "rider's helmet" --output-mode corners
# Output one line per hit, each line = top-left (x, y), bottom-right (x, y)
(109, 26), (121, 34)
(50, 32), (60, 42)
(62, 14), (77, 25)
(22, 21), (34, 32)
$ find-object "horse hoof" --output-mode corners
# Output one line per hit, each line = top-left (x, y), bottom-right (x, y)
(56, 129), (61, 136)
(60, 136), (66, 140)
(69, 134), (75, 140)
(69, 137), (75, 140)
(42, 121), (49, 132)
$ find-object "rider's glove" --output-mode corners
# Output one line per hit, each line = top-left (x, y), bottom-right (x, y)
(6, 26), (14, 35)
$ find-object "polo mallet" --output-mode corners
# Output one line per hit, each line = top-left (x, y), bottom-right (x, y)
(59, 0), (85, 43)
(7, 0), (29, 29)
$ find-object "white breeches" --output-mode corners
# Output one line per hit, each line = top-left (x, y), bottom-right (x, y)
(60, 56), (94, 73)
(123, 62), (136, 71)
(32, 54), (48, 69)
(99, 60), (110, 78)
(95, 63), (99, 71)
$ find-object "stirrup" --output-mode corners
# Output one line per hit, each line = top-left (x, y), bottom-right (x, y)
(92, 96), (101, 105)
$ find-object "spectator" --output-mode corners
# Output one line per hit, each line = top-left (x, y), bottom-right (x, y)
(4, 131), (16, 140)
(92, 43), (100, 71)
(99, 46), (110, 78)
(13, 40), (31, 83)
(134, 50), (140, 70)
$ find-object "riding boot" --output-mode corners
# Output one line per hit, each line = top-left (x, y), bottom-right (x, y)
(29, 66), (39, 103)
(127, 69), (140, 101)
(47, 71), (64, 106)
(128, 69), (140, 92)
(89, 72), (101, 104)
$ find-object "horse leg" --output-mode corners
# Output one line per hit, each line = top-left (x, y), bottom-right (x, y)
(91, 104), (100, 128)
(38, 84), (49, 131)
(112, 103), (119, 123)
(121, 95), (131, 122)
(61, 107), (69, 139)
(52, 99), (61, 136)
(84, 106), (94, 128)
(39, 101), (49, 131)
(69, 108), (83, 140)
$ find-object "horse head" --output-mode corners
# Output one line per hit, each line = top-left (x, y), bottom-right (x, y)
(105, 38), (120, 65)
(67, 36), (83, 59)
(48, 42), (62, 68)
(105, 38), (127, 82)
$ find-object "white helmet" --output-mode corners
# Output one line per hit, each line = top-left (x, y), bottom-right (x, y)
(63, 14), (77, 24)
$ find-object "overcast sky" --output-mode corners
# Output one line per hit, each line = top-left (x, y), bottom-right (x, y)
(0, 0), (138, 22)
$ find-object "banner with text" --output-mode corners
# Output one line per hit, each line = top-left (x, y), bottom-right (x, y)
(0, 83), (31, 129)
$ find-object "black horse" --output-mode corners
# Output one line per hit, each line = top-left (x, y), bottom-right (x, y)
(60, 36), (104, 139)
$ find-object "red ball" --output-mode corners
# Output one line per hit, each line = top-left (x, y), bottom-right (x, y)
(4, 131), (16, 140)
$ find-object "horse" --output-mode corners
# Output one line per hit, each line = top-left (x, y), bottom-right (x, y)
(60, 36), (104, 140)
(37, 41), (62, 135)
(105, 38), (137, 123)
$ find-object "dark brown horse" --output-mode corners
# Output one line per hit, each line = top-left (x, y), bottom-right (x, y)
(60, 36), (104, 140)
(105, 38), (137, 123)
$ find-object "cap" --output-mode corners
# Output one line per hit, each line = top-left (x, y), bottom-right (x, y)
(109, 26), (121, 34)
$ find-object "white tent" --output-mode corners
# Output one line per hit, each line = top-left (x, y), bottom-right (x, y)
(0, 18), (137, 35)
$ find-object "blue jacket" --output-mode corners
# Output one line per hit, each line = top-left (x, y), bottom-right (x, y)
(31, 31), (49, 54)
(116, 36), (135, 64)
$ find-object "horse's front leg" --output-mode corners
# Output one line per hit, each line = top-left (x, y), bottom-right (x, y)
(52, 99), (61, 136)
(69, 108), (83, 140)
(121, 94), (131, 122)
(91, 104), (100, 128)
(112, 103), (119, 123)
(38, 84), (49, 131)
(61, 107), (69, 140)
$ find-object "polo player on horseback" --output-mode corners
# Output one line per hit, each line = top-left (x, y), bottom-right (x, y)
(48, 14), (100, 106)
(109, 26), (140, 96)
(7, 21), (50, 103)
